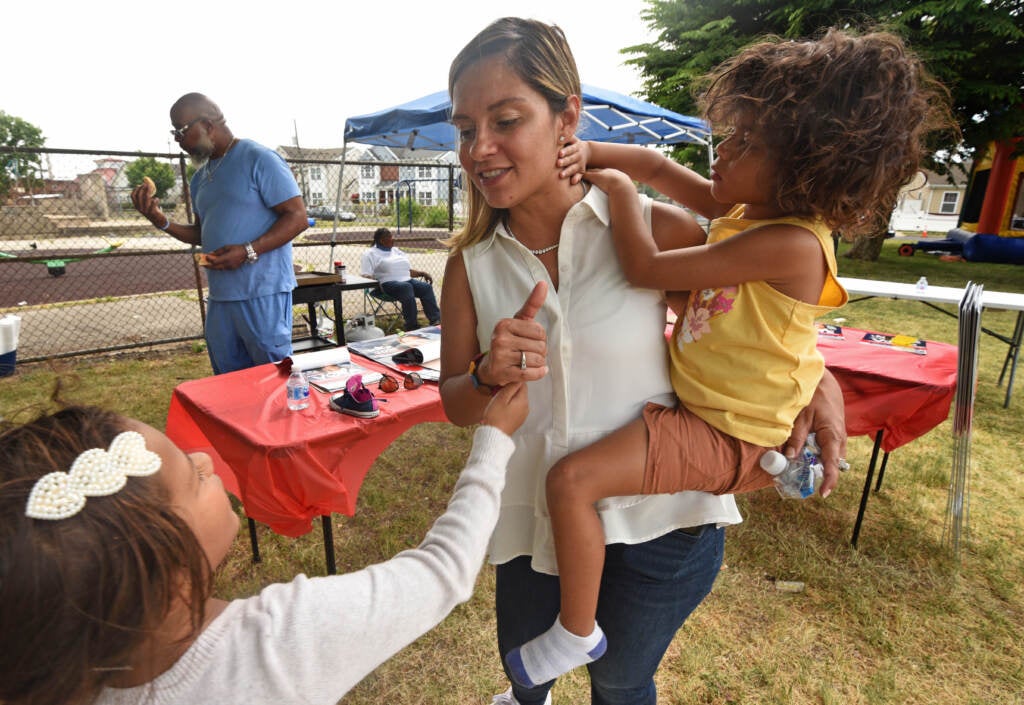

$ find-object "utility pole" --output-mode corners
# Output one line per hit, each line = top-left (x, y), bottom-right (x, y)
(293, 119), (309, 202)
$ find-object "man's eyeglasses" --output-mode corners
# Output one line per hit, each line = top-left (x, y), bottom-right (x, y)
(378, 372), (424, 393)
(170, 117), (204, 139)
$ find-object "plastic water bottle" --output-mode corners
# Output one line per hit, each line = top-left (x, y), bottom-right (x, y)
(759, 434), (824, 499)
(916, 276), (928, 291)
(286, 369), (310, 410)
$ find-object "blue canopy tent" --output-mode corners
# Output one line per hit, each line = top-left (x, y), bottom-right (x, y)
(342, 84), (711, 153)
(324, 86), (710, 242)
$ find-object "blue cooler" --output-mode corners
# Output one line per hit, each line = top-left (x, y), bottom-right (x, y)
(0, 315), (20, 377)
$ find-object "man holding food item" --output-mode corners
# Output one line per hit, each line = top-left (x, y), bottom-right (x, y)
(131, 93), (308, 374)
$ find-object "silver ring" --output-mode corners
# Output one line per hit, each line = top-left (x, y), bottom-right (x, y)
(838, 458), (850, 472)
(519, 351), (527, 370)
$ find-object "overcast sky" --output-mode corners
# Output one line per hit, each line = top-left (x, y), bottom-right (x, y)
(7, 0), (656, 161)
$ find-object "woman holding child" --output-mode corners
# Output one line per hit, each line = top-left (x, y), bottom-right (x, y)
(438, 17), (848, 705)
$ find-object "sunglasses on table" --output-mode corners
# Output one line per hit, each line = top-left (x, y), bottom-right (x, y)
(378, 372), (424, 392)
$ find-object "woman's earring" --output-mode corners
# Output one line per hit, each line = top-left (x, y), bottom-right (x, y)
(559, 135), (566, 143)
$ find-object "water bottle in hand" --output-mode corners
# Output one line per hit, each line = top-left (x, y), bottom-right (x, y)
(760, 434), (824, 499)
(286, 369), (310, 411)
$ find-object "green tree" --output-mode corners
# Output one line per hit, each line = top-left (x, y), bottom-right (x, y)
(624, 0), (1024, 258)
(0, 111), (45, 201)
(629, 0), (1022, 156)
(124, 157), (176, 200)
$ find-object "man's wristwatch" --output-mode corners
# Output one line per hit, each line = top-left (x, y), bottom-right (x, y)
(244, 242), (258, 264)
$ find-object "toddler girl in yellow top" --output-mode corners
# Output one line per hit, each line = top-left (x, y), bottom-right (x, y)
(504, 28), (954, 688)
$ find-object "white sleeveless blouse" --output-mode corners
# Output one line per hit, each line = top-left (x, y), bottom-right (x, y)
(461, 187), (741, 574)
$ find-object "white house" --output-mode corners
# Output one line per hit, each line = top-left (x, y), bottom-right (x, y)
(278, 143), (463, 219)
(392, 148), (460, 207)
(889, 166), (970, 235)
(344, 144), (461, 211)
(276, 145), (353, 209)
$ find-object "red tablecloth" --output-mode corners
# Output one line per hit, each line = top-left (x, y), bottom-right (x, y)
(166, 360), (447, 536)
(173, 327), (956, 538)
(817, 327), (958, 452)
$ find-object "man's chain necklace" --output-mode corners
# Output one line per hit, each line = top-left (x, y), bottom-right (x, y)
(205, 138), (238, 182)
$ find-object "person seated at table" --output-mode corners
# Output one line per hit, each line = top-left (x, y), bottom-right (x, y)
(0, 382), (527, 705)
(503, 28), (954, 688)
(361, 227), (441, 331)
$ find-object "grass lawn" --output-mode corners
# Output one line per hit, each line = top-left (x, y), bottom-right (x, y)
(1, 239), (1022, 704)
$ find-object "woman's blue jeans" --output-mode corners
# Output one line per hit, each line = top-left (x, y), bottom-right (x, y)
(495, 524), (725, 705)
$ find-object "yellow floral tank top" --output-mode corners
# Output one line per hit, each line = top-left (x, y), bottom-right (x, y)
(669, 205), (848, 445)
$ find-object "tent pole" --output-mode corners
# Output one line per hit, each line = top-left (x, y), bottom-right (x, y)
(329, 142), (347, 266)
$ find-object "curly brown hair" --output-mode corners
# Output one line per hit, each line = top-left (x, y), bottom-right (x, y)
(0, 406), (213, 705)
(699, 28), (954, 237)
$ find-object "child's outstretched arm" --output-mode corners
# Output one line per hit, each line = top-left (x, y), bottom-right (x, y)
(238, 385), (528, 702)
(560, 140), (726, 220)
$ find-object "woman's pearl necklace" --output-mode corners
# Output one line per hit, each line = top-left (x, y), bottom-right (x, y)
(506, 183), (589, 256)
(518, 236), (559, 256)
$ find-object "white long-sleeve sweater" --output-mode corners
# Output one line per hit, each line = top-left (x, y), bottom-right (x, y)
(96, 426), (515, 705)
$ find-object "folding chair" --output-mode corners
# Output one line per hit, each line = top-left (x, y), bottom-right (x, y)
(365, 287), (404, 333)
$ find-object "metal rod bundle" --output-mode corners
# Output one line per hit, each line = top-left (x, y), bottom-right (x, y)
(944, 281), (983, 558)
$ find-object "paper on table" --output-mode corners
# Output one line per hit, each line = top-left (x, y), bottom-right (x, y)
(279, 347), (383, 393)
(392, 339), (441, 365)
(816, 323), (843, 338)
(287, 346), (351, 371)
(860, 332), (927, 354)
(347, 326), (442, 381)
(305, 362), (382, 393)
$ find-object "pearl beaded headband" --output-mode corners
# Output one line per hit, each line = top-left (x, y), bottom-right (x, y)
(25, 431), (162, 521)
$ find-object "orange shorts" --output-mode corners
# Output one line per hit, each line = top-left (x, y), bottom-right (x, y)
(641, 402), (778, 496)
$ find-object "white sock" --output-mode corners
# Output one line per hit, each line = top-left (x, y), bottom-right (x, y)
(505, 616), (607, 688)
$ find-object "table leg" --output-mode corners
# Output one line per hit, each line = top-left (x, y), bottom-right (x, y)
(851, 430), (884, 549)
(306, 302), (318, 339)
(245, 516), (335, 572)
(997, 311), (1023, 408)
(333, 289), (346, 345)
(874, 450), (891, 492)
(247, 517), (262, 564)
(321, 515), (337, 575)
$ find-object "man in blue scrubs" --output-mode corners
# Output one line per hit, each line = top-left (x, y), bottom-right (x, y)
(131, 93), (308, 374)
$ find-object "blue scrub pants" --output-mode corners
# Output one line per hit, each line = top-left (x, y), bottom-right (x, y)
(205, 292), (293, 375)
(496, 524), (725, 705)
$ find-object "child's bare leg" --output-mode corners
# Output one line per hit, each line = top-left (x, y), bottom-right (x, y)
(505, 417), (649, 688)
(550, 417), (648, 633)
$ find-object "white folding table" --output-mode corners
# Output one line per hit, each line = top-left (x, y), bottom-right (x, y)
(838, 277), (1024, 407)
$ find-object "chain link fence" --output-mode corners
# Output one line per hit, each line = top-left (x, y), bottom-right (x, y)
(0, 147), (461, 364)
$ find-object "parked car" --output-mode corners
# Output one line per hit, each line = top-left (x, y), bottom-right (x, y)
(307, 205), (356, 221)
